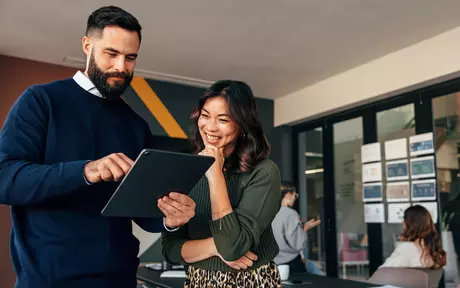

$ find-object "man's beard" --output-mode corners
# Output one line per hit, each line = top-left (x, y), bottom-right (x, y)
(87, 53), (133, 100)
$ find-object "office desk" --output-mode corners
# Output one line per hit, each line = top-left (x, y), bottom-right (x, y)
(137, 267), (183, 288)
(286, 273), (376, 287)
(137, 267), (377, 288)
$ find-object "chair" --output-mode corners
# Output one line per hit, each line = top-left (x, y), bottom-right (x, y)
(367, 267), (429, 288)
(339, 233), (368, 278)
(411, 268), (443, 288)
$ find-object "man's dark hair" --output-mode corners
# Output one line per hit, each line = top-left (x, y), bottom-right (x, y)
(281, 180), (296, 199)
(86, 6), (142, 42)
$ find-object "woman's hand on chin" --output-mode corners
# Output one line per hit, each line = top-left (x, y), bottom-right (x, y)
(199, 145), (225, 181)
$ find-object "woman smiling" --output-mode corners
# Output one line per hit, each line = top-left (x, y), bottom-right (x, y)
(161, 80), (282, 287)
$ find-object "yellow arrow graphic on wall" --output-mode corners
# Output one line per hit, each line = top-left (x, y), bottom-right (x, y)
(130, 77), (188, 139)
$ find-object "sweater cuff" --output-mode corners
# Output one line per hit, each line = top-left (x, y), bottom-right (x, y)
(209, 212), (239, 240)
(163, 217), (180, 232)
(82, 160), (92, 185)
(66, 160), (92, 188)
(166, 238), (188, 265)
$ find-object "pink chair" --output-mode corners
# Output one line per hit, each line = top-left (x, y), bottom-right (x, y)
(339, 233), (368, 278)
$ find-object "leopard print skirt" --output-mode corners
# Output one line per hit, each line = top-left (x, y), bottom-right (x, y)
(184, 261), (282, 288)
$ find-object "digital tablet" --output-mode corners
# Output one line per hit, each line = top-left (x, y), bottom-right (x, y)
(101, 148), (214, 218)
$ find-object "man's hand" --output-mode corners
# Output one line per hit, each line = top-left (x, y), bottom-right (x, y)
(303, 218), (321, 232)
(158, 192), (196, 229)
(84, 153), (134, 184)
(217, 251), (258, 270)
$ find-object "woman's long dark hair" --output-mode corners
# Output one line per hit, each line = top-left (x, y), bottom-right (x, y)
(190, 80), (270, 173)
(401, 205), (446, 268)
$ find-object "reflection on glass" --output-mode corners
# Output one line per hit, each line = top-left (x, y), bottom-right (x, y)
(433, 93), (460, 285)
(297, 128), (325, 275)
(333, 117), (368, 280)
(377, 104), (415, 262)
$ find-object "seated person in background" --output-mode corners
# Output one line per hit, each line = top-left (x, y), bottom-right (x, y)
(271, 181), (321, 273)
(161, 80), (282, 287)
(380, 205), (446, 269)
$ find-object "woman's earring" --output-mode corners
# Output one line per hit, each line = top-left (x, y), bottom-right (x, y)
(240, 132), (246, 138)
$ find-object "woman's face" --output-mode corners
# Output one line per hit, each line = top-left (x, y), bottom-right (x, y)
(198, 96), (240, 157)
(281, 192), (298, 207)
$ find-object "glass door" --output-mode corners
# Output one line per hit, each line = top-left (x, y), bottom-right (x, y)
(332, 117), (368, 280)
(376, 104), (416, 263)
(297, 128), (326, 275)
(432, 93), (460, 287)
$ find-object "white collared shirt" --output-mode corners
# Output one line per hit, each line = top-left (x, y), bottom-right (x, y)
(73, 70), (178, 232)
(72, 71), (103, 98)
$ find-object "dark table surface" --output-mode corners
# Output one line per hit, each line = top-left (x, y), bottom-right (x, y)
(137, 267), (379, 288)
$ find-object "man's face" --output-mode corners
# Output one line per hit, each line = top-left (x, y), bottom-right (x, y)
(83, 26), (140, 100)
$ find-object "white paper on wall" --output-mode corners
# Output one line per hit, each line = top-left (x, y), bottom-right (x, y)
(363, 182), (383, 202)
(364, 203), (385, 223)
(361, 143), (381, 163)
(411, 179), (436, 201)
(409, 133), (434, 157)
(362, 162), (382, 183)
(386, 160), (409, 181)
(410, 156), (436, 179)
(386, 182), (410, 202)
(388, 203), (411, 223)
(384, 138), (407, 160)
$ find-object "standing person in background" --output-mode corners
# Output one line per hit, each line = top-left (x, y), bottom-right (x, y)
(0, 6), (195, 288)
(272, 181), (321, 273)
(161, 80), (283, 287)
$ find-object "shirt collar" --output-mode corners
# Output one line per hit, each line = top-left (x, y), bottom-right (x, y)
(72, 71), (103, 98)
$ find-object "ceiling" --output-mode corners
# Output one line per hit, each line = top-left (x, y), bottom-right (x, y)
(2, 0), (460, 99)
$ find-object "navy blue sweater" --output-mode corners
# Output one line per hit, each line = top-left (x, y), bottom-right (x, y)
(0, 78), (164, 288)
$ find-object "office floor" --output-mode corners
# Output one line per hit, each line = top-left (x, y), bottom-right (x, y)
(445, 258), (460, 288)
(339, 266), (369, 282)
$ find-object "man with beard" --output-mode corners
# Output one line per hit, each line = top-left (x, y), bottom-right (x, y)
(0, 6), (196, 288)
